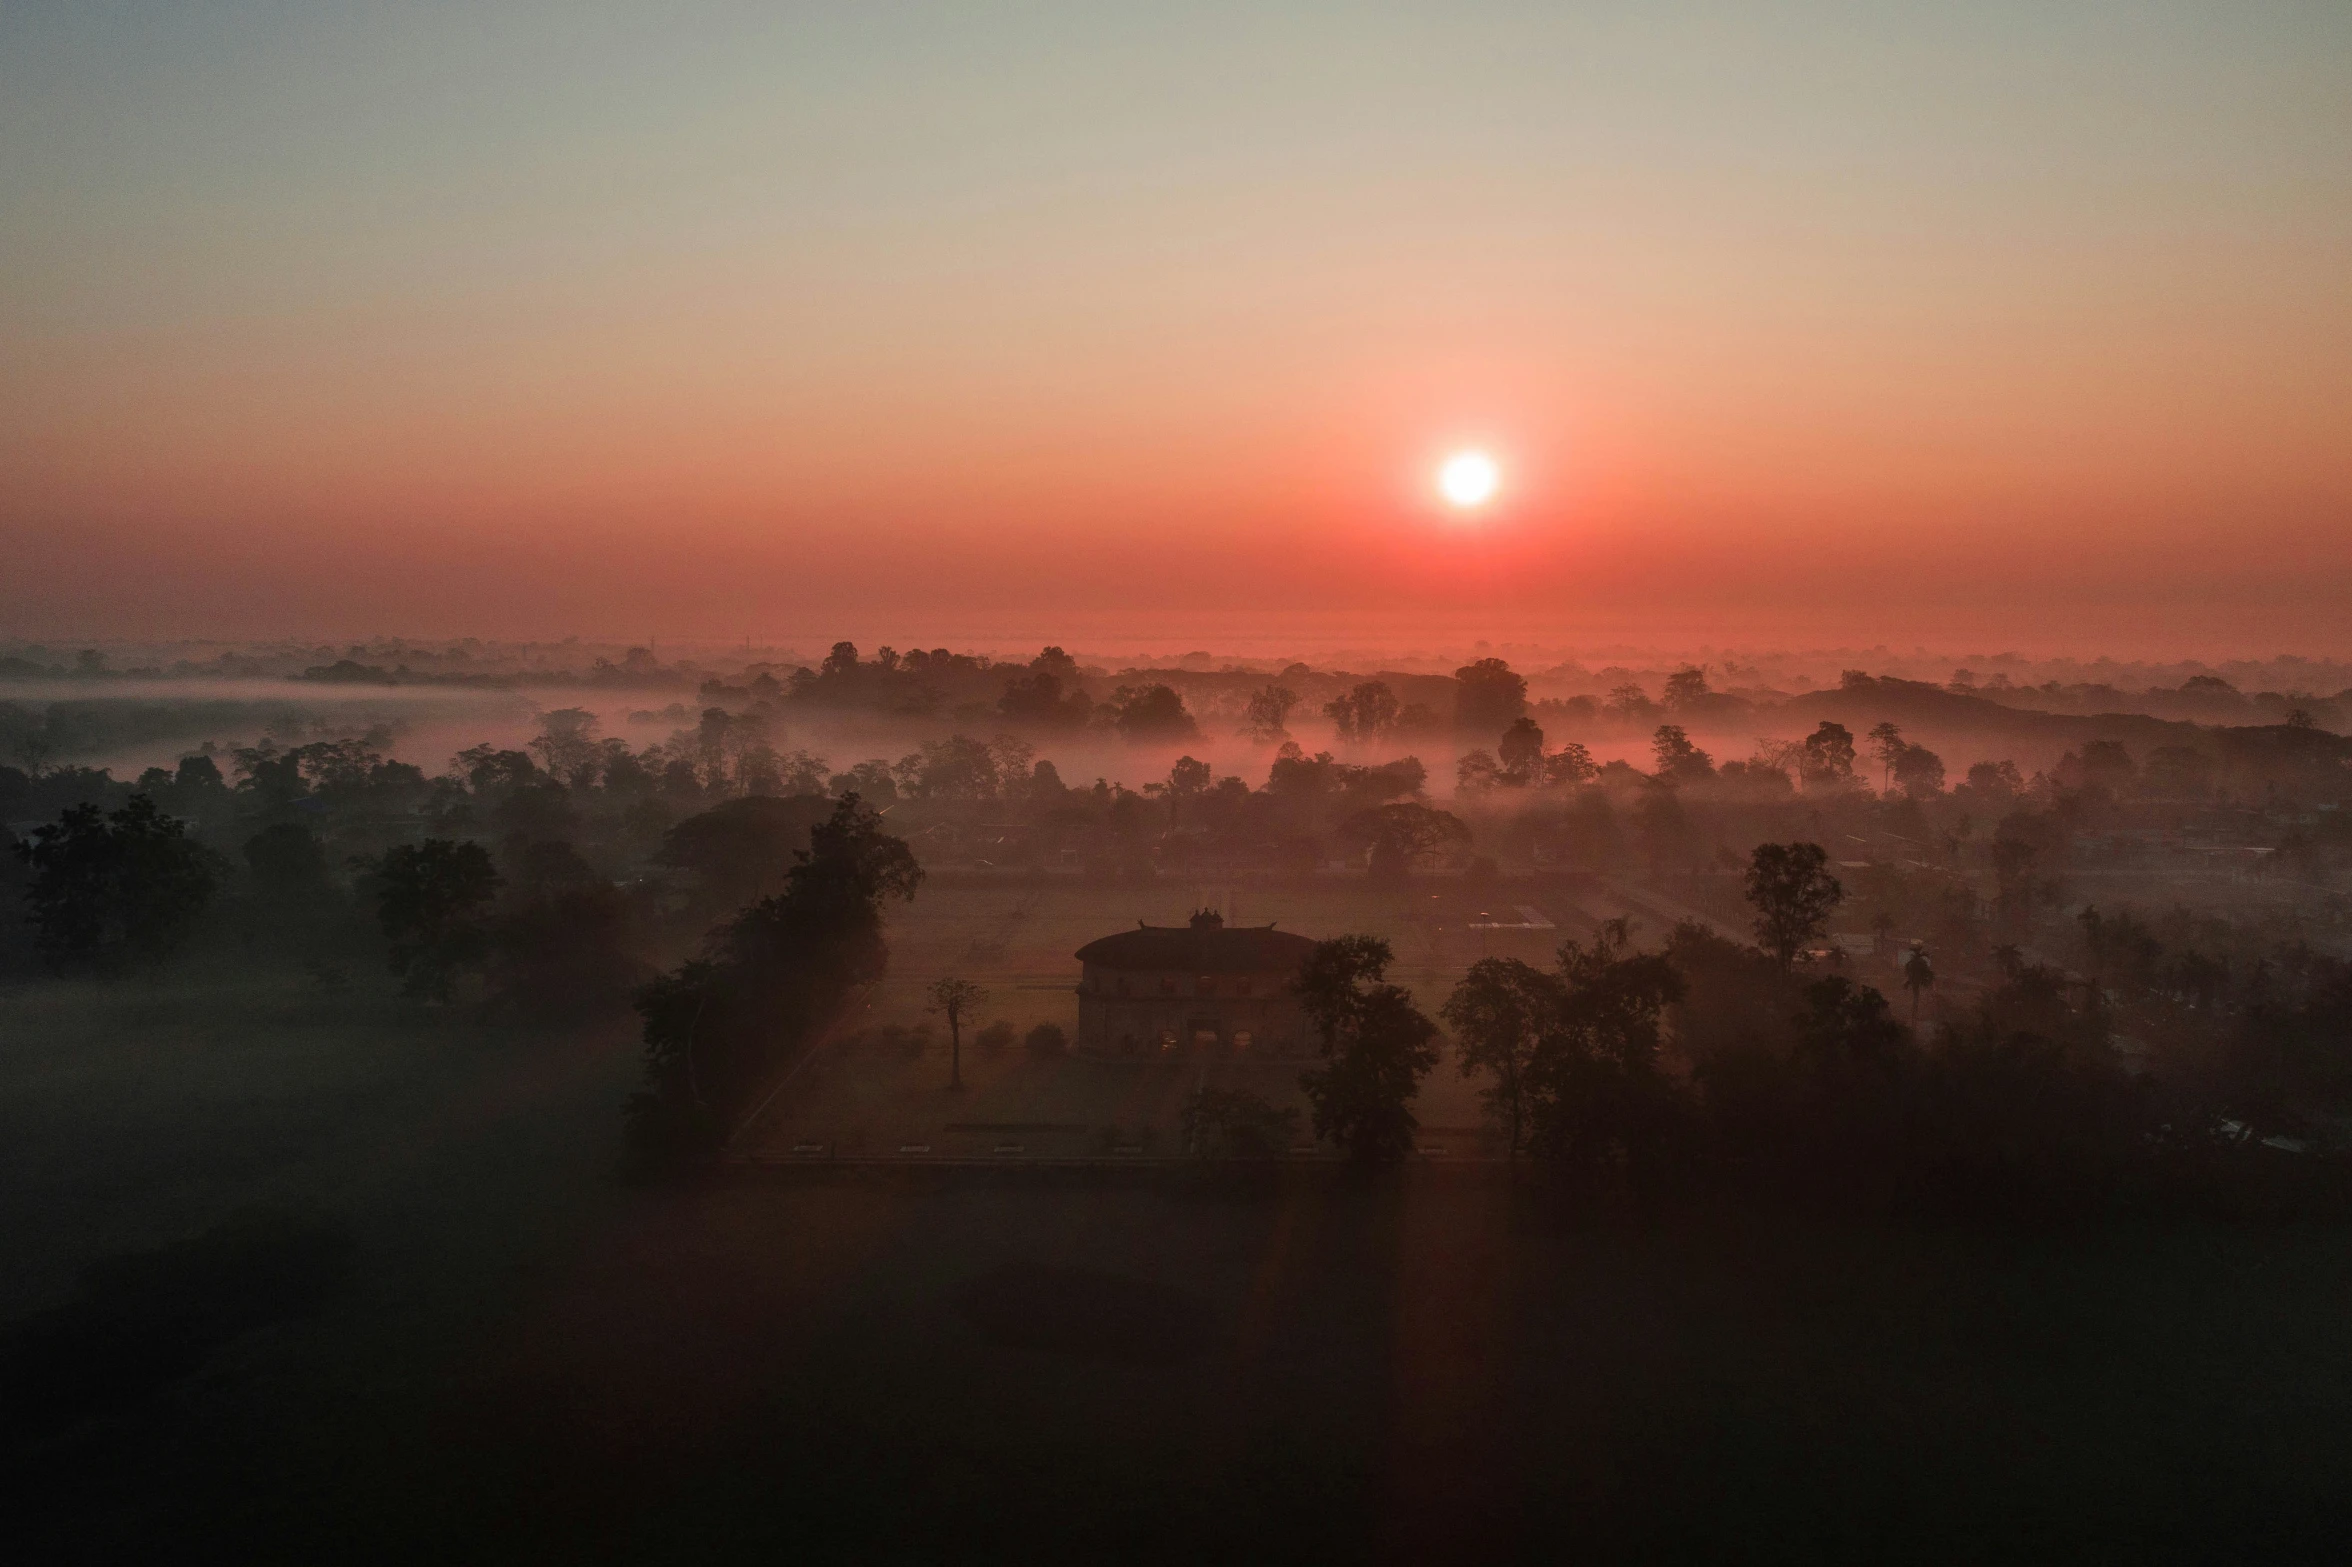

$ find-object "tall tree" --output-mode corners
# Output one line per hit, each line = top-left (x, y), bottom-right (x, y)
(1442, 957), (1556, 1159)
(1800, 722), (1857, 790)
(1524, 920), (1685, 1183)
(1745, 841), (1844, 972)
(629, 794), (922, 1159)
(1892, 743), (1946, 799)
(15, 795), (221, 971)
(1243, 685), (1298, 743)
(1867, 721), (1905, 792)
(1662, 665), (1711, 711)
(1902, 945), (1936, 1022)
(928, 976), (988, 1091)
(371, 839), (502, 1001)
(1453, 658), (1528, 734)
(1325, 682), (1401, 742)
(656, 795), (836, 917)
(1339, 802), (1472, 885)
(1652, 724), (1716, 784)
(1498, 717), (1545, 784)
(1107, 684), (1199, 742)
(1296, 936), (1440, 1163)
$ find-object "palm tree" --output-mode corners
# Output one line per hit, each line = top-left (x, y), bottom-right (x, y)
(1902, 946), (1935, 1024)
(928, 976), (989, 1091)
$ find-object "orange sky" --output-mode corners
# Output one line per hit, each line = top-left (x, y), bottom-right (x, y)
(3, 3), (2348, 654)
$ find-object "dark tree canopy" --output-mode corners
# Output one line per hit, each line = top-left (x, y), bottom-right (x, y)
(997, 669), (1093, 729)
(1453, 658), (1528, 734)
(15, 794), (220, 971)
(1338, 801), (1472, 884)
(656, 794), (835, 915)
(1243, 685), (1297, 742)
(372, 839), (502, 1001)
(1106, 684), (1199, 742)
(1745, 841), (1844, 972)
(1442, 956), (1555, 1158)
(1523, 920), (1686, 1182)
(1324, 682), (1400, 741)
(1800, 722), (1857, 789)
(242, 821), (333, 901)
(1497, 717), (1545, 782)
(629, 794), (922, 1160)
(1296, 935), (1441, 1163)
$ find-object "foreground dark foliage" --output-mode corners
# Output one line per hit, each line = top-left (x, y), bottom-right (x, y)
(1297, 936), (1442, 1162)
(14, 794), (220, 971)
(626, 794), (921, 1161)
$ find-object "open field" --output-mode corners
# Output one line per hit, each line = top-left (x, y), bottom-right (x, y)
(8, 911), (2352, 1562)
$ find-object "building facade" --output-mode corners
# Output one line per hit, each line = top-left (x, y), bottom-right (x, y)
(1074, 911), (1318, 1057)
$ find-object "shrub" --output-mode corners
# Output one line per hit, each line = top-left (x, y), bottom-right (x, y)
(1025, 1021), (1069, 1058)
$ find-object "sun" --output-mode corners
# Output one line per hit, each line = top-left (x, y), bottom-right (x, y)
(1437, 450), (1499, 509)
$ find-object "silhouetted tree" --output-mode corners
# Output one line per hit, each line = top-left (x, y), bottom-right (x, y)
(371, 839), (501, 1001)
(629, 794), (922, 1160)
(1456, 750), (1502, 794)
(1892, 743), (1945, 799)
(1498, 717), (1545, 783)
(1604, 683), (1656, 723)
(1542, 741), (1598, 787)
(242, 821), (334, 908)
(15, 795), (220, 971)
(1903, 945), (1935, 1022)
(528, 707), (603, 786)
(1106, 684), (1199, 742)
(656, 795), (835, 916)
(1867, 721), (1904, 791)
(1651, 724), (1715, 784)
(998, 669), (1092, 728)
(1745, 841), (1843, 972)
(1243, 685), (1298, 743)
(1296, 935), (1440, 1163)
(1340, 801), (1472, 884)
(1662, 665), (1710, 711)
(929, 976), (988, 1091)
(1325, 682), (1400, 741)
(491, 876), (647, 1022)
(1454, 658), (1528, 733)
(1800, 723), (1856, 790)
(1524, 920), (1685, 1187)
(1443, 956), (1554, 1159)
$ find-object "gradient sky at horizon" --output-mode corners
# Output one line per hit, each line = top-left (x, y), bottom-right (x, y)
(3, 2), (2348, 654)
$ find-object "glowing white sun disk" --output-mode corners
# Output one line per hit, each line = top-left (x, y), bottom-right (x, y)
(1438, 450), (1499, 508)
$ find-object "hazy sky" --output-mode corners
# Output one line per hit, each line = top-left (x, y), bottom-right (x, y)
(3, 2), (2347, 652)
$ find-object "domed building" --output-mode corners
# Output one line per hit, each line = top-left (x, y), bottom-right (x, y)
(1074, 911), (1318, 1057)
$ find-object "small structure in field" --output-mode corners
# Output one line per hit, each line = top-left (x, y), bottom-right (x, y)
(1074, 910), (1317, 1057)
